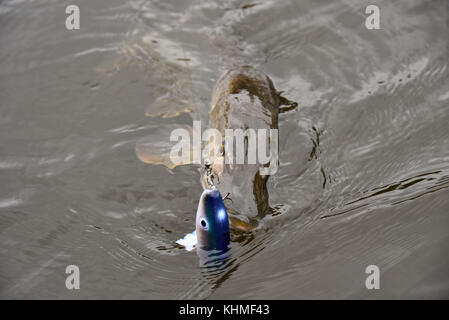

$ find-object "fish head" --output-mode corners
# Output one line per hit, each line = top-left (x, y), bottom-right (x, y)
(204, 154), (269, 219)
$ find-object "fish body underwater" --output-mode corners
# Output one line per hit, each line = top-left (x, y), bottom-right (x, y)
(174, 66), (296, 251)
(202, 65), (285, 231)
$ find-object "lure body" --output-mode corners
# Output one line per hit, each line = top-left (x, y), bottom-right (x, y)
(195, 188), (230, 251)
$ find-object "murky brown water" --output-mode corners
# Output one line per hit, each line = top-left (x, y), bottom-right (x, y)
(1, 0), (449, 299)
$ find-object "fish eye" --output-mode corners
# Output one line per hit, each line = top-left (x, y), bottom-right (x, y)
(200, 218), (208, 230)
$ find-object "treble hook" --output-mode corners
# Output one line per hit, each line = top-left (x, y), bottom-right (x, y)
(223, 192), (232, 203)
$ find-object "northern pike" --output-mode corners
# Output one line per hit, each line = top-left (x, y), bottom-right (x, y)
(175, 66), (296, 251)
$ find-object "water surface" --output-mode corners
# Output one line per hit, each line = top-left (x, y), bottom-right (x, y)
(1, 0), (449, 299)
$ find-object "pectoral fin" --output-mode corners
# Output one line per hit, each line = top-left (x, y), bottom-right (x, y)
(228, 214), (259, 232)
(135, 123), (199, 169)
(278, 92), (298, 113)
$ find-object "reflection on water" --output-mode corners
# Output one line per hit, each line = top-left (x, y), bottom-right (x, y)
(197, 248), (231, 269)
(321, 170), (449, 219)
(0, 0), (449, 299)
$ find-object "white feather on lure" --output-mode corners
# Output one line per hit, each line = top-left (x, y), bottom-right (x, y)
(176, 230), (197, 251)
